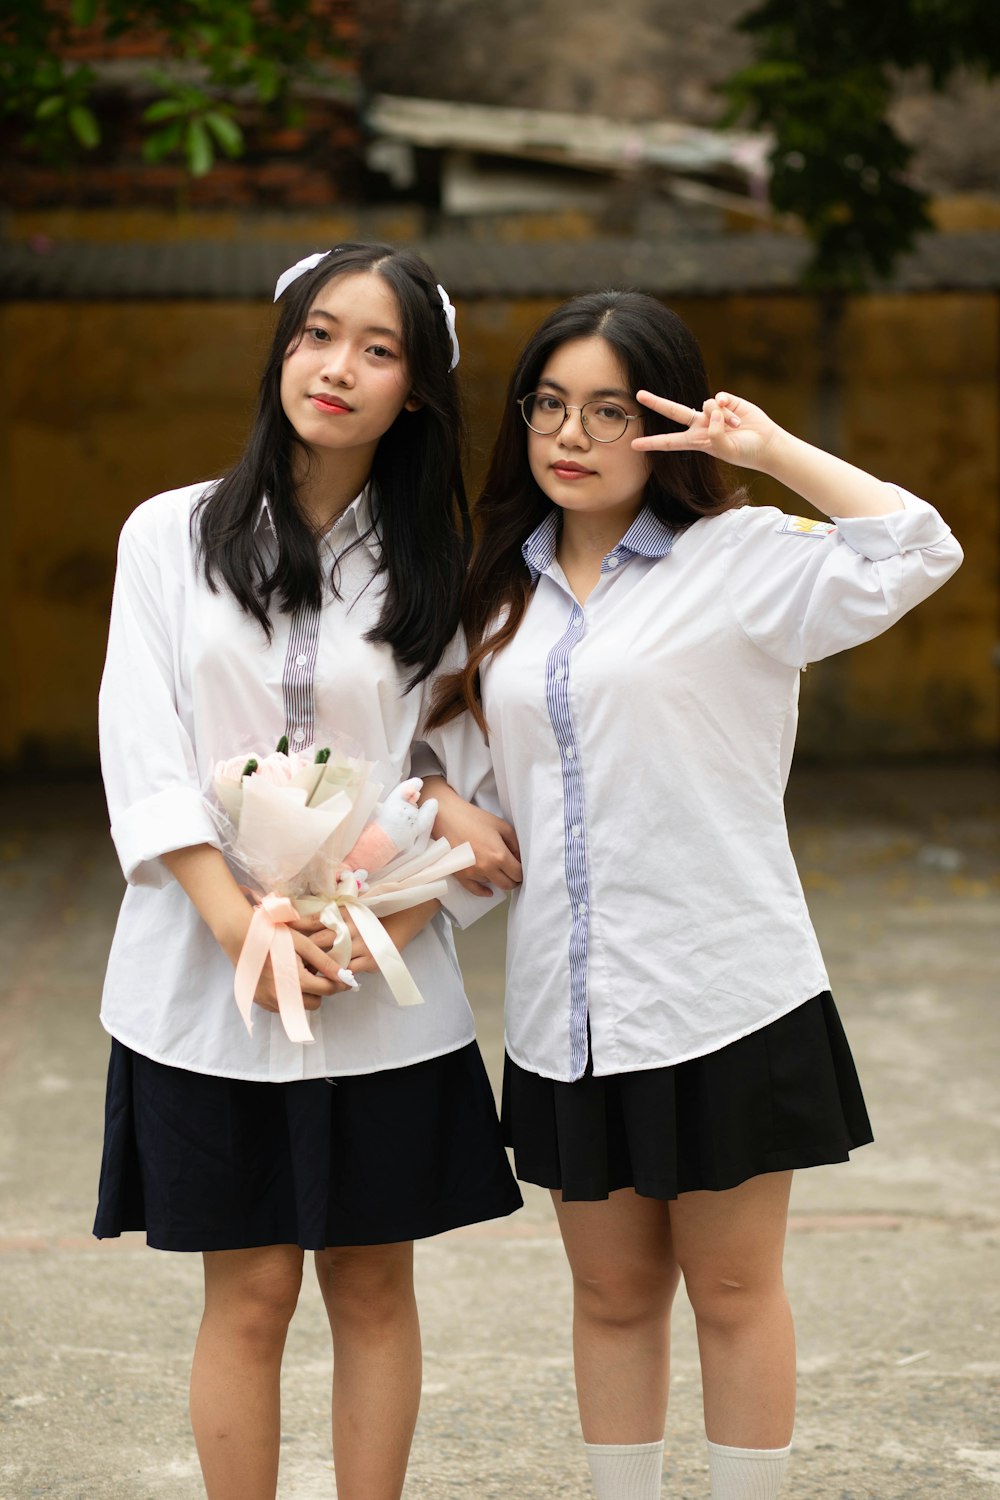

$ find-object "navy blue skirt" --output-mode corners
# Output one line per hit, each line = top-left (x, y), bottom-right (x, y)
(95, 1039), (522, 1251)
(502, 992), (872, 1201)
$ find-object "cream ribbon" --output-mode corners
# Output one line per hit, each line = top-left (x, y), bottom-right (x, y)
(233, 893), (316, 1045)
(323, 893), (425, 1009)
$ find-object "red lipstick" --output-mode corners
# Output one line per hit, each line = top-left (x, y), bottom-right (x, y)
(310, 395), (351, 414)
(551, 461), (593, 480)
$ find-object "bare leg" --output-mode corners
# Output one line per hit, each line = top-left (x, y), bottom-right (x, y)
(551, 1188), (680, 1443)
(314, 1241), (421, 1500)
(190, 1244), (304, 1500)
(670, 1172), (795, 1448)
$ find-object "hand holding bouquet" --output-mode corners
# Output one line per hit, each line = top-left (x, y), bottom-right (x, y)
(212, 737), (475, 1045)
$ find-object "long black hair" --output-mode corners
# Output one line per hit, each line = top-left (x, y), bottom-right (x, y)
(429, 290), (746, 729)
(194, 241), (470, 689)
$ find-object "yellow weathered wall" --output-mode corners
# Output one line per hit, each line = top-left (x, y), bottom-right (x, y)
(0, 302), (263, 768)
(8, 207), (427, 245)
(0, 292), (996, 770)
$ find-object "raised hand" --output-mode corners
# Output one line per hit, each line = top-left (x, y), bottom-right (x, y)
(632, 390), (782, 473)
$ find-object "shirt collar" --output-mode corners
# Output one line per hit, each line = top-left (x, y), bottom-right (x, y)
(522, 506), (676, 581)
(613, 508), (677, 565)
(255, 487), (381, 559)
(522, 511), (561, 579)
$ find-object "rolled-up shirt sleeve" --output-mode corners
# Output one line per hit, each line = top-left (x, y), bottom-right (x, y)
(99, 509), (220, 887)
(726, 488), (963, 669)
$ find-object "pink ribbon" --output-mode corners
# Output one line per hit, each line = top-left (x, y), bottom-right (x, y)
(233, 894), (315, 1045)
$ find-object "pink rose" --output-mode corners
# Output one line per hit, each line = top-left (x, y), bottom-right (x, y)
(215, 753), (258, 786)
(215, 749), (316, 787)
(250, 750), (317, 785)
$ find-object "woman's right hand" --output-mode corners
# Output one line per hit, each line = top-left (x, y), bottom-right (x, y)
(161, 844), (355, 1011)
(421, 776), (522, 896)
(250, 927), (354, 1013)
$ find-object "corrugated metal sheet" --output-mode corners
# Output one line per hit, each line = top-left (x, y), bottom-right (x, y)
(366, 94), (770, 181)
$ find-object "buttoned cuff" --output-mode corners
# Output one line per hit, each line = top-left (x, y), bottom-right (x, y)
(111, 785), (221, 887)
(438, 874), (508, 930)
(832, 487), (953, 562)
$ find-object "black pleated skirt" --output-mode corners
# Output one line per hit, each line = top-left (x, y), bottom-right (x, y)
(501, 992), (872, 1201)
(94, 1039), (522, 1251)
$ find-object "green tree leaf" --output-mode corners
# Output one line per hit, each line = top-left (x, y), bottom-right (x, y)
(35, 95), (67, 120)
(141, 119), (184, 163)
(203, 109), (243, 157)
(68, 103), (100, 147)
(142, 98), (187, 123)
(184, 116), (214, 176)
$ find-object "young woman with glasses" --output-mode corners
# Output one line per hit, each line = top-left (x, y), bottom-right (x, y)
(423, 290), (962, 1500)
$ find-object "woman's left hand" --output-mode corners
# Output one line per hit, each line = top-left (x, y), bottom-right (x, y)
(421, 775), (522, 897)
(632, 390), (782, 473)
(348, 899), (440, 977)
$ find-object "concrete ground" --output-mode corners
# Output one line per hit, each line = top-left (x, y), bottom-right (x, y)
(1, 761), (998, 1500)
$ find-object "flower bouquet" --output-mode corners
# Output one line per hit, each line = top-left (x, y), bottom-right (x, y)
(212, 736), (475, 1045)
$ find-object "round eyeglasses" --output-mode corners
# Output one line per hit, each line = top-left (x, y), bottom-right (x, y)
(517, 392), (642, 444)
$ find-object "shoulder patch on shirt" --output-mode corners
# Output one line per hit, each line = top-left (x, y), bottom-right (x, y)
(776, 515), (837, 538)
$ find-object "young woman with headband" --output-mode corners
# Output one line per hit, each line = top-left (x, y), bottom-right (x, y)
(94, 242), (522, 1500)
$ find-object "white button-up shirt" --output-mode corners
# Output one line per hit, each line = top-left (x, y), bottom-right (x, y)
(99, 482), (488, 1082)
(474, 491), (962, 1083)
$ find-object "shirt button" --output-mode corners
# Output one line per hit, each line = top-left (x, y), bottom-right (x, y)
(554, 666), (566, 681)
(571, 823), (581, 837)
(577, 902), (588, 916)
(295, 653), (308, 667)
(292, 729), (306, 743)
(572, 610), (582, 624)
(606, 555), (620, 569)
(565, 746), (575, 760)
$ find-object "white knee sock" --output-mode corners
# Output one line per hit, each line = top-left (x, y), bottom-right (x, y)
(585, 1440), (664, 1499)
(706, 1440), (791, 1498)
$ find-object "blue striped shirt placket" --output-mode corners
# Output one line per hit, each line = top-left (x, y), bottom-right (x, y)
(259, 497), (367, 756)
(546, 602), (591, 1077)
(255, 499), (323, 752)
(282, 607), (321, 749)
(524, 509), (676, 1080)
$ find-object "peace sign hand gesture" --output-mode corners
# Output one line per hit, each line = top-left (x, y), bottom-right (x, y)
(632, 390), (783, 474)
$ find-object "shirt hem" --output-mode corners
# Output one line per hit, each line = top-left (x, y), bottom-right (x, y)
(504, 983), (830, 1082)
(100, 1015), (478, 1083)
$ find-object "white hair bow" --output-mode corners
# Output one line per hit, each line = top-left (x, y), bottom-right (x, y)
(273, 251), (331, 303)
(437, 283), (460, 370)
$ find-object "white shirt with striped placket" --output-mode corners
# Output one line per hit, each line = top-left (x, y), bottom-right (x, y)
(427, 489), (963, 1084)
(99, 482), (495, 1082)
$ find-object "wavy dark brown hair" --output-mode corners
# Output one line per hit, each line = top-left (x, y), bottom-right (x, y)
(194, 241), (470, 690)
(428, 290), (746, 730)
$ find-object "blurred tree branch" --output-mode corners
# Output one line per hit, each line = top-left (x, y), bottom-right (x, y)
(721, 0), (1000, 286)
(1, 0), (350, 178)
